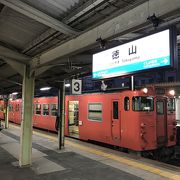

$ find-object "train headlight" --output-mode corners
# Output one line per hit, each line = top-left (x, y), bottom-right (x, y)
(169, 89), (175, 96)
(142, 88), (148, 94)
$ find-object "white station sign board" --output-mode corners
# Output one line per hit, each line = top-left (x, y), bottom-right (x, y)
(72, 79), (82, 95)
(93, 29), (171, 79)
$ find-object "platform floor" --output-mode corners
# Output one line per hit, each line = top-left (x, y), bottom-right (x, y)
(0, 124), (180, 180)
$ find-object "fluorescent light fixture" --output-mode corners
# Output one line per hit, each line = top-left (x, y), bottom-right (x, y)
(65, 83), (71, 87)
(40, 87), (51, 91)
(12, 92), (18, 95)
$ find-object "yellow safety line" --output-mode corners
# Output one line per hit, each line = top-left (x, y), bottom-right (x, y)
(8, 124), (180, 180)
(65, 141), (180, 180)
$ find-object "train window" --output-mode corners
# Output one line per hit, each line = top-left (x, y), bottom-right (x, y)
(51, 104), (58, 116)
(35, 104), (41, 115)
(88, 103), (102, 121)
(15, 104), (19, 111)
(113, 101), (119, 119)
(124, 97), (130, 111)
(167, 98), (175, 111)
(157, 101), (164, 114)
(132, 96), (154, 111)
(43, 104), (49, 116)
(0, 105), (3, 111)
(9, 104), (13, 112)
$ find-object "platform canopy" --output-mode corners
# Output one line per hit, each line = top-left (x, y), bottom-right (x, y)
(0, 0), (180, 96)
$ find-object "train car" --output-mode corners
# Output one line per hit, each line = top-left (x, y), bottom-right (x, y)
(6, 97), (58, 132)
(0, 100), (4, 120)
(0, 86), (177, 159)
(8, 99), (22, 124)
(64, 87), (176, 159)
(33, 97), (58, 131)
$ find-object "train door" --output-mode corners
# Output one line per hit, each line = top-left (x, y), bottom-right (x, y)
(111, 100), (120, 140)
(68, 101), (79, 138)
(156, 98), (168, 146)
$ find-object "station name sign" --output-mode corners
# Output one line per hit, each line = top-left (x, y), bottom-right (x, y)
(92, 29), (174, 79)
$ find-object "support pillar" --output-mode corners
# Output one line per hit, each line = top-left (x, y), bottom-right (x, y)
(19, 66), (34, 167)
(4, 99), (9, 129)
(176, 52), (180, 82)
(58, 81), (65, 149)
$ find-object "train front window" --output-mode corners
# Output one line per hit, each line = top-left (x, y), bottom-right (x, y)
(124, 97), (130, 111)
(43, 104), (49, 115)
(132, 96), (154, 111)
(35, 104), (41, 115)
(157, 101), (164, 114)
(167, 98), (175, 111)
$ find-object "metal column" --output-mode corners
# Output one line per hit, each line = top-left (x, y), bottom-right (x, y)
(58, 81), (65, 149)
(19, 66), (35, 167)
(4, 98), (9, 129)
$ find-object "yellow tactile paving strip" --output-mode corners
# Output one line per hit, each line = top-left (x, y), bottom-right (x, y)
(9, 124), (180, 180)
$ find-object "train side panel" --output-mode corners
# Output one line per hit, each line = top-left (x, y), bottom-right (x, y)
(33, 97), (57, 131)
(78, 94), (114, 144)
(167, 110), (176, 147)
(65, 92), (149, 151)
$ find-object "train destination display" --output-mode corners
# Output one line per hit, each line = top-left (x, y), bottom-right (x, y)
(93, 29), (172, 79)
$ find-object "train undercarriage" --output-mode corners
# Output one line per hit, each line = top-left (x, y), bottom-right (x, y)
(141, 146), (175, 162)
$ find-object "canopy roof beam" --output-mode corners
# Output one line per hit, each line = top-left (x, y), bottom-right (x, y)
(0, 0), (80, 35)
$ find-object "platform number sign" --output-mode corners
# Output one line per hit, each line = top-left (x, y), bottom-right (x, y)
(72, 79), (82, 95)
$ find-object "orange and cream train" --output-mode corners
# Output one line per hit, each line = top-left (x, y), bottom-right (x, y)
(0, 87), (177, 159)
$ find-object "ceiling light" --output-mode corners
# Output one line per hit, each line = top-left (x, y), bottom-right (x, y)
(65, 83), (71, 87)
(40, 87), (51, 91)
(12, 92), (18, 95)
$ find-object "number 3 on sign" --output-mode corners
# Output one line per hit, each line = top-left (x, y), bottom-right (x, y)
(72, 79), (82, 95)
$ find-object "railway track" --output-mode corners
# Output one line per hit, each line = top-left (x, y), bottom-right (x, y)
(168, 146), (180, 166)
